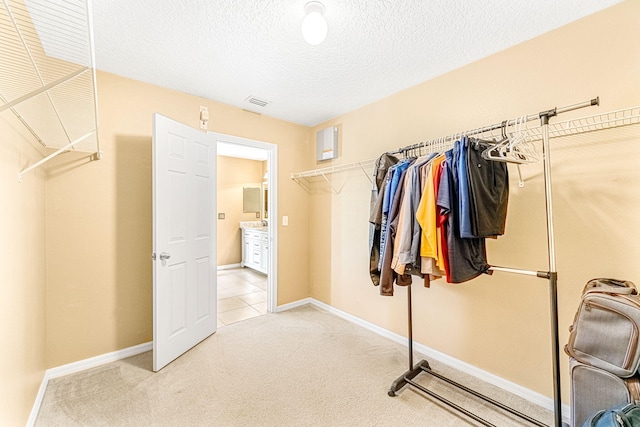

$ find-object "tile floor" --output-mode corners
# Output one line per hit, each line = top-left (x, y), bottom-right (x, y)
(217, 267), (268, 328)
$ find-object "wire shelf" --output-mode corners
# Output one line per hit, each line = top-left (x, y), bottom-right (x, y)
(291, 104), (640, 188)
(0, 0), (100, 180)
(547, 106), (640, 139)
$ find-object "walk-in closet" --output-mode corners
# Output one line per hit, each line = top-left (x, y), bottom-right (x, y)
(2, 1), (639, 426)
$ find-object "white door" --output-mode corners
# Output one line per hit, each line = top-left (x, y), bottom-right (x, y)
(152, 113), (217, 372)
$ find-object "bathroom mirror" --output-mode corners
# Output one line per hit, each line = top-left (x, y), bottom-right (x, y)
(243, 187), (261, 213)
(262, 182), (268, 219)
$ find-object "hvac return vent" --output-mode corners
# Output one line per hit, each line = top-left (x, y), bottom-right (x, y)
(245, 96), (270, 108)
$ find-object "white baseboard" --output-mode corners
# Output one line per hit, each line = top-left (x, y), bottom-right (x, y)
(45, 342), (152, 380)
(276, 297), (313, 312)
(26, 371), (50, 427)
(282, 298), (571, 423)
(217, 263), (241, 271)
(27, 342), (152, 426)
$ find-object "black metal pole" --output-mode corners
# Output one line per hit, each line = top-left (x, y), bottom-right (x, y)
(407, 284), (413, 370)
(549, 272), (562, 427)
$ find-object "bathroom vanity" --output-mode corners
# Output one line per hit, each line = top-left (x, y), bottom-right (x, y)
(240, 224), (268, 274)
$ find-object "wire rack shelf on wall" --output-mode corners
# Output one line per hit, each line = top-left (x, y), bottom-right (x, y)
(0, 0), (101, 182)
(290, 104), (640, 192)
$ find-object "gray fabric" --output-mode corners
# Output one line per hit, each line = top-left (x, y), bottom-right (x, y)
(571, 358), (637, 427)
(567, 291), (640, 378)
(369, 154), (399, 224)
(368, 154), (398, 286)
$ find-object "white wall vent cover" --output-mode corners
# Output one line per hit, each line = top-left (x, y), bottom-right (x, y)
(245, 96), (271, 108)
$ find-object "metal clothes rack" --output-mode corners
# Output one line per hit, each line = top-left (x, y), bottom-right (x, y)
(0, 0), (101, 182)
(385, 98), (606, 427)
(288, 100), (640, 425)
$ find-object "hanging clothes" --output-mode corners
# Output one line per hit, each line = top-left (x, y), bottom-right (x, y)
(369, 153), (399, 286)
(379, 160), (413, 295)
(438, 142), (491, 283)
(369, 136), (509, 290)
(457, 137), (474, 239)
(392, 153), (438, 277)
(379, 159), (412, 271)
(416, 154), (446, 279)
(465, 138), (509, 238)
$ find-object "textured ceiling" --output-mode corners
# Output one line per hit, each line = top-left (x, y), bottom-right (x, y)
(91, 0), (621, 127)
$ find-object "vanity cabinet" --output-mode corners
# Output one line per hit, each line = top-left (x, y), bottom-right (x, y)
(241, 228), (268, 274)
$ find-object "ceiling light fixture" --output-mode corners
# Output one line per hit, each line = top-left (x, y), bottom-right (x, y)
(301, 1), (328, 45)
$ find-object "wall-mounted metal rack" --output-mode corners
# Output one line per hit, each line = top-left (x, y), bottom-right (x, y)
(290, 159), (375, 194)
(291, 104), (640, 193)
(0, 0), (100, 182)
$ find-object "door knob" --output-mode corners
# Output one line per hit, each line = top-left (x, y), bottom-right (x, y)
(159, 252), (171, 261)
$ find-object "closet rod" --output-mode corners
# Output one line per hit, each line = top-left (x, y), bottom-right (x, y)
(291, 100), (640, 186)
(389, 97), (599, 155)
(18, 131), (95, 182)
(388, 97), (600, 427)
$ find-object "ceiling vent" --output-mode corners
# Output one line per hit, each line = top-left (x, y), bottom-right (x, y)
(245, 95), (270, 108)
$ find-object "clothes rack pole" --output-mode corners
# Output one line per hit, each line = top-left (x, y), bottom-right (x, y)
(541, 110), (562, 427)
(387, 97), (599, 427)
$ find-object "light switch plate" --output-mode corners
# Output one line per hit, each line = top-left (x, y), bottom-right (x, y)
(199, 106), (209, 130)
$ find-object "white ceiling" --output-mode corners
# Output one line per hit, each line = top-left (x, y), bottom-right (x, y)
(91, 0), (621, 127)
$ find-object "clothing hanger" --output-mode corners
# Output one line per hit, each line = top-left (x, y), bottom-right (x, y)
(481, 117), (538, 164)
(481, 121), (510, 161)
(503, 115), (539, 164)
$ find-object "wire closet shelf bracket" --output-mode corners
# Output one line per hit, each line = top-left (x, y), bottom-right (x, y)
(0, 0), (101, 182)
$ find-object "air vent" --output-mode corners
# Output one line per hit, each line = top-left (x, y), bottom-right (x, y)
(245, 95), (271, 108)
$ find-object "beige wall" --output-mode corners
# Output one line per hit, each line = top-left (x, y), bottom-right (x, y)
(217, 156), (265, 266)
(45, 71), (310, 368)
(0, 115), (47, 425)
(308, 1), (640, 403)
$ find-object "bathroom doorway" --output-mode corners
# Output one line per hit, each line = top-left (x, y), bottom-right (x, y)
(211, 132), (277, 328)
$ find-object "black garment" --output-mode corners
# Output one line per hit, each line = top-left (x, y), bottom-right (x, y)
(466, 139), (509, 237)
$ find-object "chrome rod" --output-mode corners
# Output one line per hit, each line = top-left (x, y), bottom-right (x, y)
(489, 266), (539, 277)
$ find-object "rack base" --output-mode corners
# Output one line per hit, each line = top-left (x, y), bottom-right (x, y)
(388, 359), (561, 427)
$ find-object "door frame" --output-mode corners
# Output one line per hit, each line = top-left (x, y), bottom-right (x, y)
(210, 132), (278, 313)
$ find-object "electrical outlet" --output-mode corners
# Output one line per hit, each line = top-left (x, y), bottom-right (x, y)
(218, 213), (225, 220)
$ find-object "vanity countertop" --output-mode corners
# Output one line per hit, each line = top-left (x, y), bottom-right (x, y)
(239, 221), (268, 231)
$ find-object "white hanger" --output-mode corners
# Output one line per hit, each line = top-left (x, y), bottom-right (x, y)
(481, 116), (539, 164)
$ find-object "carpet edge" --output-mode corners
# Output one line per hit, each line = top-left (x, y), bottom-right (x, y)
(295, 298), (571, 424)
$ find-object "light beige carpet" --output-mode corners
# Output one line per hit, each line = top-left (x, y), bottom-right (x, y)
(36, 305), (553, 426)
